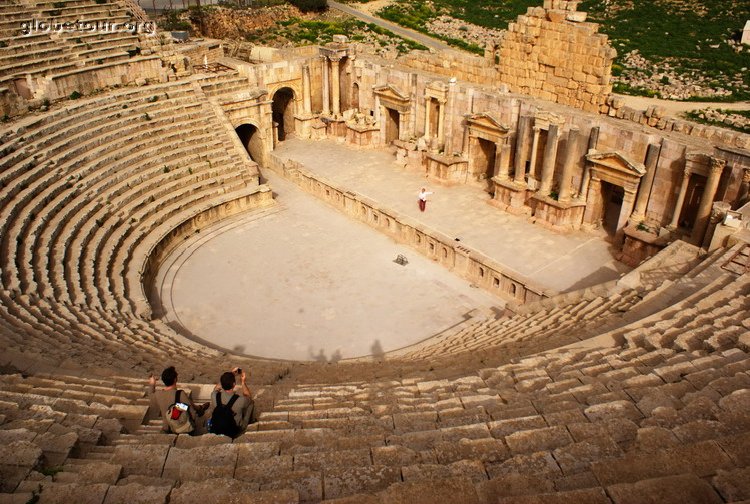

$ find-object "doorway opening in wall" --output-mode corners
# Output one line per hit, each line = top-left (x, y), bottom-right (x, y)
(678, 173), (707, 231)
(385, 107), (400, 144)
(601, 181), (625, 237)
(351, 82), (360, 110)
(476, 137), (497, 191)
(235, 123), (263, 164)
(272, 87), (295, 142)
(427, 98), (439, 138)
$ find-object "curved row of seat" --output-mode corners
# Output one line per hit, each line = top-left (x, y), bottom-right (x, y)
(0, 0), (143, 89)
(0, 77), (274, 379)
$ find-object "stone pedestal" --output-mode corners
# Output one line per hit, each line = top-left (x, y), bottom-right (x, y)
(346, 122), (380, 147)
(424, 152), (468, 182)
(621, 225), (669, 267)
(311, 119), (327, 140)
(492, 178), (532, 215)
(530, 195), (586, 230)
(294, 114), (316, 139)
(322, 117), (347, 138)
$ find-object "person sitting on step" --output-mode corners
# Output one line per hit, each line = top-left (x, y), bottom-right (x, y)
(148, 366), (209, 434)
(207, 367), (255, 438)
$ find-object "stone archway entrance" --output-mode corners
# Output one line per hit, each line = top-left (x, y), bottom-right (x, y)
(601, 181), (625, 236)
(272, 87), (296, 143)
(385, 108), (400, 144)
(582, 150), (646, 243)
(235, 123), (264, 165)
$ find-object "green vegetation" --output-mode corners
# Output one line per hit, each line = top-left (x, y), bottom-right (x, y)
(377, 0), (536, 30)
(580, 0), (750, 100)
(684, 109), (750, 134)
(274, 18), (426, 53)
(160, 9), (192, 31)
(376, 0), (509, 54)
(373, 0), (750, 100)
(69, 90), (82, 99)
(288, 0), (327, 13)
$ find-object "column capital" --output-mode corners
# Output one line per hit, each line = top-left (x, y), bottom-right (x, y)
(709, 157), (726, 174)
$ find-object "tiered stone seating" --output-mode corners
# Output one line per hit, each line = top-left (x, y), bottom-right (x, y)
(197, 72), (257, 104)
(0, 0), (152, 95)
(0, 78), (270, 378)
(389, 241), (707, 363)
(3, 330), (747, 502)
(0, 371), (150, 495)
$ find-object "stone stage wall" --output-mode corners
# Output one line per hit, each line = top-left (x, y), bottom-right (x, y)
(267, 153), (551, 305)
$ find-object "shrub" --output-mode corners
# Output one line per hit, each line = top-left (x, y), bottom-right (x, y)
(69, 90), (82, 99)
(288, 0), (327, 13)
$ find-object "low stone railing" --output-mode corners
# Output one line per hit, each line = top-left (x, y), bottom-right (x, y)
(268, 153), (553, 305)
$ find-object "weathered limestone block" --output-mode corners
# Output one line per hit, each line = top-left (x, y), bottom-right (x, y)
(170, 479), (297, 504)
(110, 444), (170, 477)
(606, 473), (723, 504)
(591, 441), (733, 485)
(584, 400), (643, 422)
(37, 483), (110, 504)
(712, 467), (750, 502)
(260, 470), (322, 502)
(434, 438), (509, 464)
(235, 455), (293, 483)
(293, 448), (370, 471)
(323, 465), (400, 500)
(477, 474), (554, 501)
(633, 427), (680, 452)
(401, 460), (488, 484)
(505, 426), (573, 454)
(553, 436), (622, 475)
(486, 451), (561, 479)
(102, 483), (171, 504)
(379, 476), (480, 504)
(0, 440), (43, 467)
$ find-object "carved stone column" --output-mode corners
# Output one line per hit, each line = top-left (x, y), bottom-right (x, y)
(691, 157), (726, 245)
(494, 143), (511, 180)
(527, 126), (541, 186)
(444, 78), (456, 156)
(302, 64), (312, 115)
(557, 126), (580, 202)
(424, 98), (431, 138)
(513, 116), (531, 185)
(737, 168), (750, 208)
(578, 127), (600, 200)
(321, 56), (330, 115)
(330, 55), (342, 117)
(669, 168), (692, 229)
(630, 143), (661, 224)
(538, 123), (560, 196)
(437, 100), (446, 146)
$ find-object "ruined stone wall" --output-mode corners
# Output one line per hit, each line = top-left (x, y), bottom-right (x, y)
(497, 0), (615, 114)
(343, 50), (750, 232)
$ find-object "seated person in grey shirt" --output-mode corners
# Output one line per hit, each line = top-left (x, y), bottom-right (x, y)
(207, 367), (255, 437)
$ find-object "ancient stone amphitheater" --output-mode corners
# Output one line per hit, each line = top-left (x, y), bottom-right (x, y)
(1, 0), (750, 501)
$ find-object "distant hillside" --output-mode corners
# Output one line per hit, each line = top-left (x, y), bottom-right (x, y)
(364, 0), (750, 101)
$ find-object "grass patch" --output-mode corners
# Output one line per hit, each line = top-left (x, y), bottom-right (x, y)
(376, 0), (507, 54)
(273, 18), (426, 53)
(580, 0), (750, 100)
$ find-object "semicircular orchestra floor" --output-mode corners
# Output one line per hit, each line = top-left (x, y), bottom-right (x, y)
(156, 170), (502, 362)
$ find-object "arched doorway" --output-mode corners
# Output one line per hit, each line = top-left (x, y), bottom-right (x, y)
(235, 123), (264, 163)
(351, 82), (360, 110)
(272, 87), (295, 142)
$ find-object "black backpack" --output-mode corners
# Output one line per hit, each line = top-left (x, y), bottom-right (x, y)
(209, 391), (240, 438)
